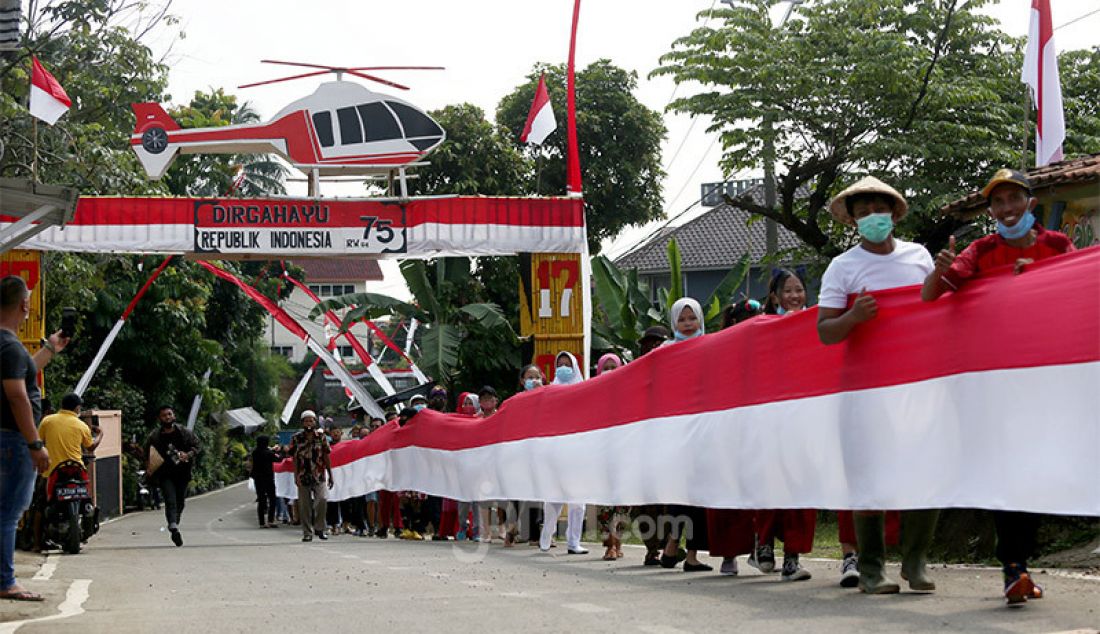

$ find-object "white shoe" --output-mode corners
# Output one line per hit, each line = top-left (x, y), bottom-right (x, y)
(567, 546), (589, 555)
(720, 557), (739, 576)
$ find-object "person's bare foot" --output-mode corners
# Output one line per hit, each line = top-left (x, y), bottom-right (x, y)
(0, 585), (45, 601)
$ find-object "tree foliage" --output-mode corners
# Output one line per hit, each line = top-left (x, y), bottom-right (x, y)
(410, 103), (528, 196)
(653, 0), (1097, 259)
(497, 60), (667, 252)
(0, 0), (172, 193)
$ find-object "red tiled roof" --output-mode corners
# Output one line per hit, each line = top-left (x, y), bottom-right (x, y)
(292, 258), (384, 282)
(941, 154), (1100, 217)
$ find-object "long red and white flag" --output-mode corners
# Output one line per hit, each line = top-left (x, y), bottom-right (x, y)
(275, 249), (1100, 517)
(29, 57), (71, 125)
(520, 73), (557, 145)
(1022, 0), (1065, 166)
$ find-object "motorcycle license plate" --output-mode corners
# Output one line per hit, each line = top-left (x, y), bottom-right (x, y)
(57, 485), (88, 501)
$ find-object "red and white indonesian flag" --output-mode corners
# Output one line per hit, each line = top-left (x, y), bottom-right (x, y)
(29, 57), (71, 125)
(520, 73), (557, 145)
(1022, 0), (1065, 167)
(276, 249), (1100, 516)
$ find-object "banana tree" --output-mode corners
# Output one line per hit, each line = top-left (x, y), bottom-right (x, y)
(313, 258), (516, 385)
(592, 242), (752, 358)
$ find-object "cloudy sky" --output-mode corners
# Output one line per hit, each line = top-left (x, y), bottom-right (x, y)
(146, 0), (1098, 298)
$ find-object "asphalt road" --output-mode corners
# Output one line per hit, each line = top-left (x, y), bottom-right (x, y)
(3, 483), (1098, 633)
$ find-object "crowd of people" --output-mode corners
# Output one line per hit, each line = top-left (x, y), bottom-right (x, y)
(239, 168), (1074, 609)
(1, 168), (1073, 609)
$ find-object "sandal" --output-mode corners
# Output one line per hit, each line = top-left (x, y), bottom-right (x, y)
(0, 589), (45, 602)
(602, 547), (616, 561)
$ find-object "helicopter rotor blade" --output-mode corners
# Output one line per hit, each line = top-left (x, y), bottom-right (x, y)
(238, 69), (331, 89)
(348, 66), (446, 71)
(345, 69), (410, 91)
(260, 60), (346, 71)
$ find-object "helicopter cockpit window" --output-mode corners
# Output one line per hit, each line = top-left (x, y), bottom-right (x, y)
(387, 102), (443, 139)
(337, 107), (363, 145)
(312, 112), (335, 148)
(357, 103), (401, 141)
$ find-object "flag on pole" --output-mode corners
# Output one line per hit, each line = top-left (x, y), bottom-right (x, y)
(1022, 0), (1065, 167)
(520, 73), (557, 145)
(29, 57), (71, 125)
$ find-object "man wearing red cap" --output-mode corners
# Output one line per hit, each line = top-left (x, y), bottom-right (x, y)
(922, 168), (1074, 606)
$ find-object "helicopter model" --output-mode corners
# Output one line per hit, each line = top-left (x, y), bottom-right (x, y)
(130, 61), (446, 187)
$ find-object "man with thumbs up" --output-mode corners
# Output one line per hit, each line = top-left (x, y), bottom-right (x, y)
(922, 169), (1074, 302)
(815, 176), (940, 597)
(921, 169), (1074, 606)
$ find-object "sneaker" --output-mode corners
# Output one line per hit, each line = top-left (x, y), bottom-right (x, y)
(318, 532), (329, 541)
(456, 530), (467, 541)
(302, 535), (312, 542)
(748, 544), (776, 573)
(720, 557), (739, 576)
(840, 553), (860, 588)
(567, 547), (589, 555)
(1003, 564), (1034, 606)
(170, 528), (183, 547)
(781, 555), (812, 581)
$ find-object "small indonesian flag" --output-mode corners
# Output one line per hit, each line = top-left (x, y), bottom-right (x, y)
(520, 73), (557, 145)
(1022, 0), (1064, 167)
(29, 57), (71, 125)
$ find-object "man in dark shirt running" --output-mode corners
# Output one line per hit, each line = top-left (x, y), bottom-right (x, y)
(144, 406), (201, 547)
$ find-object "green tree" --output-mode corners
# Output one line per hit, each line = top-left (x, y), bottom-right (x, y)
(652, 0), (1072, 258)
(410, 103), (529, 196)
(0, 0), (172, 193)
(1059, 47), (1100, 154)
(496, 60), (667, 252)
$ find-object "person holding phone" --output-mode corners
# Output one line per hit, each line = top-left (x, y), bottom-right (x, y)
(1, 276), (69, 601)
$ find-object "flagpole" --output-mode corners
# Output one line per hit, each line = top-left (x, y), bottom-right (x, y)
(1020, 87), (1031, 172)
(31, 117), (38, 182)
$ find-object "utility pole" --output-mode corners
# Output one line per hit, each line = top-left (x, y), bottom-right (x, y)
(722, 0), (803, 258)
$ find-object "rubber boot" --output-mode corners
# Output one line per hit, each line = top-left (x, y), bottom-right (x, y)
(899, 509), (939, 592)
(853, 513), (900, 594)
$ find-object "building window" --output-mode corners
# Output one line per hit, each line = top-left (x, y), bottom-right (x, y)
(270, 346), (293, 358)
(336, 345), (355, 360)
(306, 284), (356, 298)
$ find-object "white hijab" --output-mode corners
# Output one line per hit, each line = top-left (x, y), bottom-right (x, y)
(668, 297), (705, 342)
(551, 351), (584, 385)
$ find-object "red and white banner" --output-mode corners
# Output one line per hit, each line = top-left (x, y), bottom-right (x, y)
(74, 255), (173, 396)
(1022, 0), (1065, 167)
(276, 248), (1100, 516)
(29, 57), (71, 125)
(520, 73), (556, 145)
(1, 195), (585, 257)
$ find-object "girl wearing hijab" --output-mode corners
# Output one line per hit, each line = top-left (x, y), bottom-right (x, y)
(454, 391), (481, 540)
(660, 298), (712, 572)
(539, 351), (589, 554)
(594, 353), (630, 560)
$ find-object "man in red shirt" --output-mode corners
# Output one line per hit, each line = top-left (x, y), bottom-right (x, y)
(923, 168), (1074, 300)
(922, 168), (1074, 606)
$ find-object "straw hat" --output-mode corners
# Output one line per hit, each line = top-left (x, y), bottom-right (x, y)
(828, 176), (909, 226)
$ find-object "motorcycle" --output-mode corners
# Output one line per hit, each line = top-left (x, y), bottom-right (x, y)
(45, 460), (99, 554)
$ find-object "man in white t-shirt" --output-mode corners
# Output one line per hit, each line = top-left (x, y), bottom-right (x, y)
(815, 176), (940, 596)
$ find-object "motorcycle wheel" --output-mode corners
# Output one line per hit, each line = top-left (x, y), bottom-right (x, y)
(63, 503), (82, 554)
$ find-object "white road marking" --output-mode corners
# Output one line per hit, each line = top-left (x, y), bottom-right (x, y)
(425, 572), (450, 579)
(463, 580), (493, 588)
(31, 556), (56, 581)
(499, 591), (540, 598)
(561, 602), (611, 614)
(0, 579), (91, 634)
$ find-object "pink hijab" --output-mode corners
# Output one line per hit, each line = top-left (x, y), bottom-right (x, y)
(596, 353), (623, 376)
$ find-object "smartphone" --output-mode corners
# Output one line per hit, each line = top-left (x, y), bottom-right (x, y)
(60, 307), (78, 338)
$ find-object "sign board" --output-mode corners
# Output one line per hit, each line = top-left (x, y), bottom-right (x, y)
(0, 249), (44, 342)
(520, 253), (585, 381)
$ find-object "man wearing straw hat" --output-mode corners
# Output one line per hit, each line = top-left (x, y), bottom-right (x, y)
(815, 176), (940, 596)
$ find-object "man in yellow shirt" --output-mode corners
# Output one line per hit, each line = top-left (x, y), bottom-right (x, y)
(38, 393), (101, 476)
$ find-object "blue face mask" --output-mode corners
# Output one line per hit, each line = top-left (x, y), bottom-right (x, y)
(857, 213), (894, 244)
(997, 211), (1035, 240)
(524, 378), (540, 391)
(555, 366), (574, 382)
(776, 306), (787, 315)
(413, 404), (426, 412)
(673, 330), (702, 342)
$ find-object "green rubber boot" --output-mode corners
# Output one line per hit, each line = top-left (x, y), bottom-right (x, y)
(854, 513), (900, 594)
(900, 509), (939, 592)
